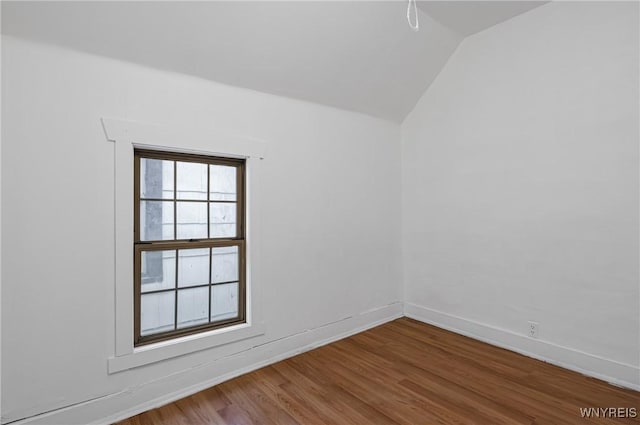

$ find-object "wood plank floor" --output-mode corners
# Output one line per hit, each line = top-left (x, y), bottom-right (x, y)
(116, 318), (639, 424)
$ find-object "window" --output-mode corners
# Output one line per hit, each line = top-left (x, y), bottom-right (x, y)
(134, 149), (246, 346)
(104, 118), (265, 372)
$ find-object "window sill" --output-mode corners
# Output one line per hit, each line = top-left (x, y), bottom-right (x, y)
(108, 321), (265, 373)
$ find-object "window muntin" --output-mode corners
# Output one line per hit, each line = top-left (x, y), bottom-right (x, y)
(134, 149), (245, 346)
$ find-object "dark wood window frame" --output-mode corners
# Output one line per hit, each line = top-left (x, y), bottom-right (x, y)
(134, 149), (246, 346)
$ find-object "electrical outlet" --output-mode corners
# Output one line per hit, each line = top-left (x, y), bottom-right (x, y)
(528, 321), (539, 338)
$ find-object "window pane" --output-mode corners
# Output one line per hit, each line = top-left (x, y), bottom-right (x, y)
(210, 165), (237, 201)
(176, 202), (207, 239)
(141, 250), (175, 292)
(178, 248), (209, 287)
(211, 246), (239, 283)
(209, 203), (237, 238)
(141, 158), (174, 199)
(211, 282), (239, 322)
(177, 287), (209, 329)
(140, 201), (174, 241)
(176, 161), (207, 200)
(141, 292), (175, 336)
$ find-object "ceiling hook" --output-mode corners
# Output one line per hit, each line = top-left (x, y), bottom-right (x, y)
(407, 0), (420, 31)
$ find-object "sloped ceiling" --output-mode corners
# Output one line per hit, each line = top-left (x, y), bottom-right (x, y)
(418, 1), (546, 36)
(1, 1), (545, 123)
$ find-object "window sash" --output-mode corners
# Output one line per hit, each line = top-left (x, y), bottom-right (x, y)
(134, 149), (246, 243)
(134, 240), (246, 346)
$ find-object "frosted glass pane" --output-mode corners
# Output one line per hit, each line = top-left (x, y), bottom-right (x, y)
(211, 282), (239, 321)
(176, 202), (207, 239)
(141, 250), (176, 292)
(211, 246), (239, 283)
(178, 248), (209, 287)
(177, 287), (209, 329)
(140, 201), (174, 241)
(176, 161), (207, 200)
(141, 292), (175, 336)
(210, 165), (236, 201)
(140, 158), (174, 199)
(209, 203), (236, 238)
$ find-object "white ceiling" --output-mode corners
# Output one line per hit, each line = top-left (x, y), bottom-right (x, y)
(1, 1), (545, 123)
(418, 1), (546, 36)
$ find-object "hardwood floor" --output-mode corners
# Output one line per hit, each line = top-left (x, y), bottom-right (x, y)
(116, 318), (639, 424)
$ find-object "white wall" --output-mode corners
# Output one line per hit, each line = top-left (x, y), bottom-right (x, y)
(1, 36), (402, 424)
(402, 1), (639, 388)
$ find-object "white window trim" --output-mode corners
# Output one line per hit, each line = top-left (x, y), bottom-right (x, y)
(102, 118), (266, 374)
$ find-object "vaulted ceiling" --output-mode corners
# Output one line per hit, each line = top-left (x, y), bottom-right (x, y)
(1, 1), (545, 123)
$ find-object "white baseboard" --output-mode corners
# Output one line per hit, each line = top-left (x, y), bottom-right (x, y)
(404, 302), (640, 391)
(9, 302), (403, 425)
